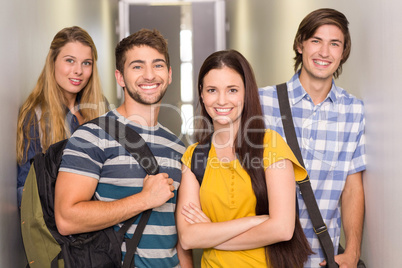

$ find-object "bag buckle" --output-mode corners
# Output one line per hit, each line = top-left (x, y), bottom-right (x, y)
(297, 176), (310, 185)
(314, 224), (328, 235)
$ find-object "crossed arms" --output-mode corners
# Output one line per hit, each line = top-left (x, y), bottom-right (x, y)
(176, 159), (297, 251)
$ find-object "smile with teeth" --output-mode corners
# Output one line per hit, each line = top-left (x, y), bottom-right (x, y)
(70, 78), (82, 85)
(313, 60), (330, 66)
(215, 108), (232, 113)
(140, 84), (158, 90)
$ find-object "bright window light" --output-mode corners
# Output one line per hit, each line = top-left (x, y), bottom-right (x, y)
(181, 104), (194, 135)
(180, 30), (193, 62)
(181, 63), (193, 102)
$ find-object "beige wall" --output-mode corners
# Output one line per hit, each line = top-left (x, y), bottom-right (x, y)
(226, 0), (402, 266)
(0, 0), (118, 266)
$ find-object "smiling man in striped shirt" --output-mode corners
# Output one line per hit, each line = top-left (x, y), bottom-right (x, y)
(54, 29), (188, 267)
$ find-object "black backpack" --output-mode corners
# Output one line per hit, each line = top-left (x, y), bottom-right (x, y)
(21, 116), (157, 268)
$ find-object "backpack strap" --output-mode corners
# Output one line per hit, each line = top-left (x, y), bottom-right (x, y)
(88, 116), (157, 268)
(91, 116), (159, 175)
(190, 138), (212, 185)
(277, 83), (338, 268)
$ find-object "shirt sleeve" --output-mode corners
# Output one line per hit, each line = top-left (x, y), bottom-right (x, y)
(181, 143), (198, 169)
(17, 114), (42, 207)
(17, 121), (42, 184)
(59, 125), (107, 180)
(348, 108), (366, 175)
(262, 129), (307, 182)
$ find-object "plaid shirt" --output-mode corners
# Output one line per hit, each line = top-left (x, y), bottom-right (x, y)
(259, 72), (366, 267)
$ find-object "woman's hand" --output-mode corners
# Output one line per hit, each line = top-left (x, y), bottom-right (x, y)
(181, 202), (211, 224)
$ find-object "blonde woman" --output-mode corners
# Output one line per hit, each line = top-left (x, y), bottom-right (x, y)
(16, 26), (108, 207)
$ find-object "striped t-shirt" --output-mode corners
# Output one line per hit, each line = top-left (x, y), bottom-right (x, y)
(59, 109), (185, 267)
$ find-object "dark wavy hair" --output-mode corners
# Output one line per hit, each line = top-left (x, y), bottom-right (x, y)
(115, 28), (170, 75)
(293, 8), (351, 79)
(197, 49), (312, 267)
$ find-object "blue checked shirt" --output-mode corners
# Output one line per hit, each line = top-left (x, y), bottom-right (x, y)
(259, 72), (366, 267)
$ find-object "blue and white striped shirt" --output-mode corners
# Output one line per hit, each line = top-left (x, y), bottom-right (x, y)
(259, 72), (366, 267)
(59, 109), (185, 268)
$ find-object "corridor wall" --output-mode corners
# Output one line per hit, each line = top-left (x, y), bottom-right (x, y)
(0, 0), (118, 266)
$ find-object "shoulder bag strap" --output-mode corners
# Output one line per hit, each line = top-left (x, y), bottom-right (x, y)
(89, 116), (157, 268)
(277, 83), (338, 268)
(190, 138), (212, 185)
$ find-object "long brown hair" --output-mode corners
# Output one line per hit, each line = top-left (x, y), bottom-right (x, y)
(197, 50), (312, 267)
(17, 26), (108, 164)
(293, 8), (351, 79)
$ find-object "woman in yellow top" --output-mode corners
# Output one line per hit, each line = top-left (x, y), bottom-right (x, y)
(176, 50), (312, 267)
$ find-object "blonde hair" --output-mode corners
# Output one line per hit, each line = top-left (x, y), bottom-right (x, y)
(17, 26), (108, 164)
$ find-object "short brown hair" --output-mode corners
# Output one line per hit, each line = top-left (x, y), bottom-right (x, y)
(293, 8), (351, 79)
(115, 28), (170, 75)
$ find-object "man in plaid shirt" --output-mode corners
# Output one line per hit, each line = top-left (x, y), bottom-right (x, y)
(259, 8), (366, 267)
